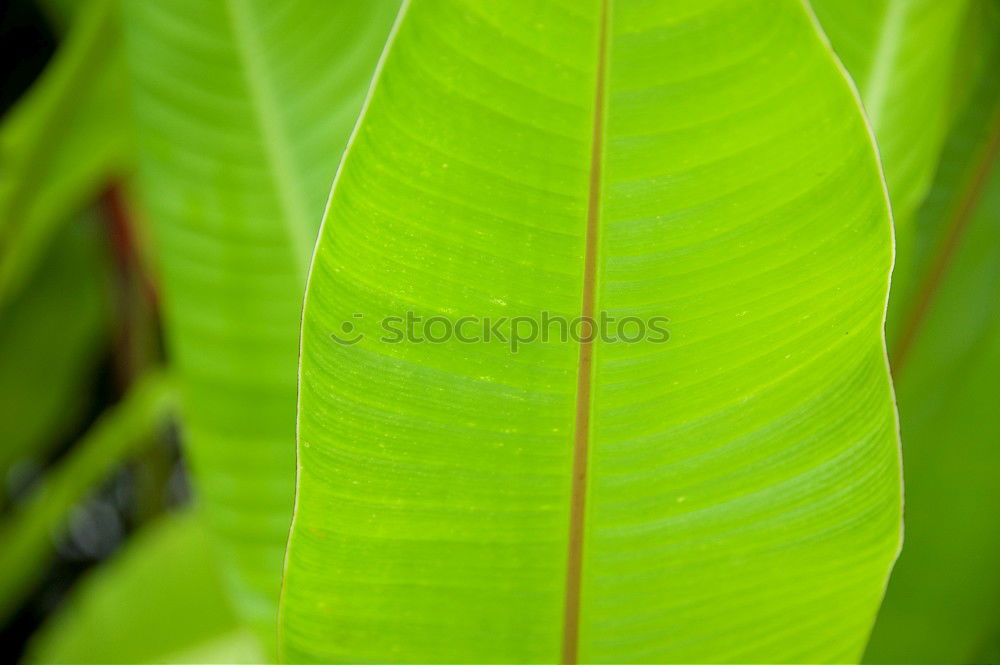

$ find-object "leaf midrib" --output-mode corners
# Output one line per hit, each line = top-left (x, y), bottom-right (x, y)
(225, 0), (313, 280)
(562, 1), (609, 662)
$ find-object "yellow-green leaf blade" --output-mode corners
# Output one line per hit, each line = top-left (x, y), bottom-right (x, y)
(281, 1), (900, 662)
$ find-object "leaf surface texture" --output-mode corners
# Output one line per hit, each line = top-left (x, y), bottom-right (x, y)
(281, 1), (901, 662)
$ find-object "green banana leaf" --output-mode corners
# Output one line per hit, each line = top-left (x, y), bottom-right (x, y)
(0, 211), (110, 485)
(26, 509), (264, 664)
(119, 0), (401, 649)
(280, 1), (901, 662)
(864, 2), (1000, 661)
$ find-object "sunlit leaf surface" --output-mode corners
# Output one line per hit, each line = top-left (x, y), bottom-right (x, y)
(280, 1), (901, 662)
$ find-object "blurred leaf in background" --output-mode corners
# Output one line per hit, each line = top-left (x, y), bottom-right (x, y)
(863, 1), (1000, 661)
(0, 0), (132, 501)
(0, 0), (170, 660)
(0, 372), (175, 622)
(119, 0), (401, 652)
(0, 0), (131, 311)
(0, 212), (111, 497)
(810, 0), (969, 228)
(26, 509), (263, 664)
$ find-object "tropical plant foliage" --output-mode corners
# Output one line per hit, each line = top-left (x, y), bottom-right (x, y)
(119, 0), (399, 645)
(0, 0), (997, 663)
(281, 2), (903, 661)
